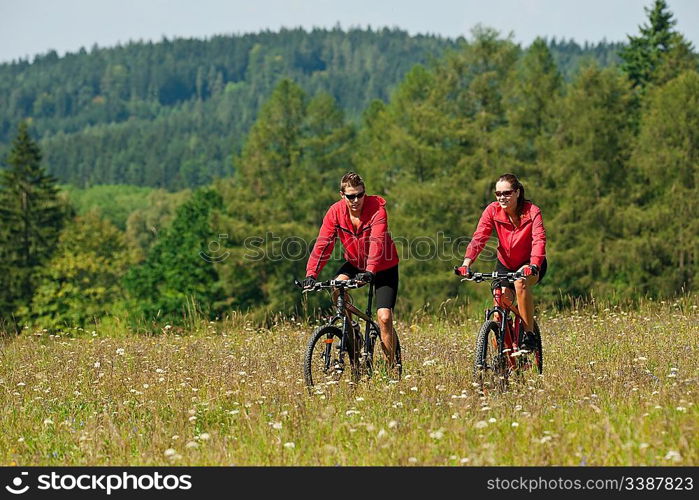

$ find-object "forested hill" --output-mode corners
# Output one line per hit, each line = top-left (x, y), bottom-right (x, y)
(0, 28), (621, 189)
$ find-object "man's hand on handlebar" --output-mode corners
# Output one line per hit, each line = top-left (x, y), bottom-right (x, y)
(302, 276), (316, 289)
(355, 271), (374, 284)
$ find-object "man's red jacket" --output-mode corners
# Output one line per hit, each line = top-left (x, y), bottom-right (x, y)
(465, 201), (546, 270)
(306, 195), (399, 278)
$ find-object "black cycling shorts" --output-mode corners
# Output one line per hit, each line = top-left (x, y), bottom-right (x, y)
(494, 257), (548, 291)
(335, 262), (399, 310)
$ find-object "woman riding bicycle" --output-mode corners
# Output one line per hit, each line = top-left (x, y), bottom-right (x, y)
(458, 173), (547, 351)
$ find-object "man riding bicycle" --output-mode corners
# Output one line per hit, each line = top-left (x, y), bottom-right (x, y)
(304, 172), (400, 367)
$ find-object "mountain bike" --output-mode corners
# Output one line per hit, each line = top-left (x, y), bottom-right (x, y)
(455, 269), (543, 393)
(294, 278), (402, 388)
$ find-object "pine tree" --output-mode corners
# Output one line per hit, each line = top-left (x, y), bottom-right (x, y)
(620, 0), (696, 89)
(216, 80), (355, 314)
(624, 71), (699, 296)
(0, 122), (66, 321)
(236, 79), (305, 199)
(502, 38), (562, 167)
(539, 64), (635, 300)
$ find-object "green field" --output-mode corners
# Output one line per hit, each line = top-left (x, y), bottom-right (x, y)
(1, 299), (696, 466)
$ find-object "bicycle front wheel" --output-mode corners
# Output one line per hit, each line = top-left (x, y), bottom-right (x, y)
(474, 320), (508, 393)
(304, 325), (358, 388)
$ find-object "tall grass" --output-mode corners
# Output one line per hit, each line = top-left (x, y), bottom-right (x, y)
(0, 298), (696, 465)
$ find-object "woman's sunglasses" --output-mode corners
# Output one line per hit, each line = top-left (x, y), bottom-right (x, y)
(494, 190), (515, 198)
(344, 191), (365, 201)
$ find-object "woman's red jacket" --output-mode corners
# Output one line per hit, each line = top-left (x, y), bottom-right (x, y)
(465, 201), (546, 270)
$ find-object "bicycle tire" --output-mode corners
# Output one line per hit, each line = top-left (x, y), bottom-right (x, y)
(304, 325), (360, 388)
(533, 320), (543, 374)
(474, 320), (508, 393)
(365, 326), (402, 381)
(394, 332), (403, 380)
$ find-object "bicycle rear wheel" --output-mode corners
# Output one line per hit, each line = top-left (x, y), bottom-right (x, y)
(394, 330), (403, 380)
(304, 325), (360, 388)
(365, 326), (402, 381)
(533, 320), (543, 374)
(474, 320), (508, 393)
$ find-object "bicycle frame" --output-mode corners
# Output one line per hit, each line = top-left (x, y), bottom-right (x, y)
(486, 286), (528, 370)
(329, 283), (380, 367)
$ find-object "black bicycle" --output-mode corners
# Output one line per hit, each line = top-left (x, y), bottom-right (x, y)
(294, 278), (402, 388)
(456, 269), (543, 393)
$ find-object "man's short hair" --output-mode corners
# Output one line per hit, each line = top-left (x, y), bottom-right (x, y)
(340, 172), (365, 192)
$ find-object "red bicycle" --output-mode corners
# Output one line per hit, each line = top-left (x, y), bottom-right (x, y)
(456, 269), (543, 393)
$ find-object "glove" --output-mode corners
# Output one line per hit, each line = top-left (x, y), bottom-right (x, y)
(454, 266), (472, 278)
(522, 265), (539, 277)
(302, 276), (316, 288)
(355, 271), (374, 284)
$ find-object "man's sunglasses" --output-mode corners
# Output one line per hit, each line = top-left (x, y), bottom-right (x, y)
(494, 190), (515, 198)
(344, 191), (365, 201)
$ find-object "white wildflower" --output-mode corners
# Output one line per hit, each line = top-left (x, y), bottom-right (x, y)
(429, 429), (445, 440)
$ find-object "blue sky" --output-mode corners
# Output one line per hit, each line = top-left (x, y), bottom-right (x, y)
(0, 0), (697, 63)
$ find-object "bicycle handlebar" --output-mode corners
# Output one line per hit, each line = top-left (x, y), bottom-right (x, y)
(293, 278), (368, 292)
(453, 267), (525, 283)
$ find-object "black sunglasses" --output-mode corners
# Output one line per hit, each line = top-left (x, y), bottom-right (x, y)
(494, 189), (515, 198)
(344, 191), (365, 201)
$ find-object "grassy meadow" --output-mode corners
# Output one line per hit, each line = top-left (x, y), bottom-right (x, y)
(0, 298), (697, 466)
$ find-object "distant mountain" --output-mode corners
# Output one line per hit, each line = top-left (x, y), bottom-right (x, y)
(0, 28), (622, 189)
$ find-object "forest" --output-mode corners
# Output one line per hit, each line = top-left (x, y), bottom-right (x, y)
(0, 27), (621, 189)
(0, 0), (696, 330)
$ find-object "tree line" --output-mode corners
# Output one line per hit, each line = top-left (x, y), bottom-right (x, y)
(0, 27), (622, 190)
(0, 1), (696, 331)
